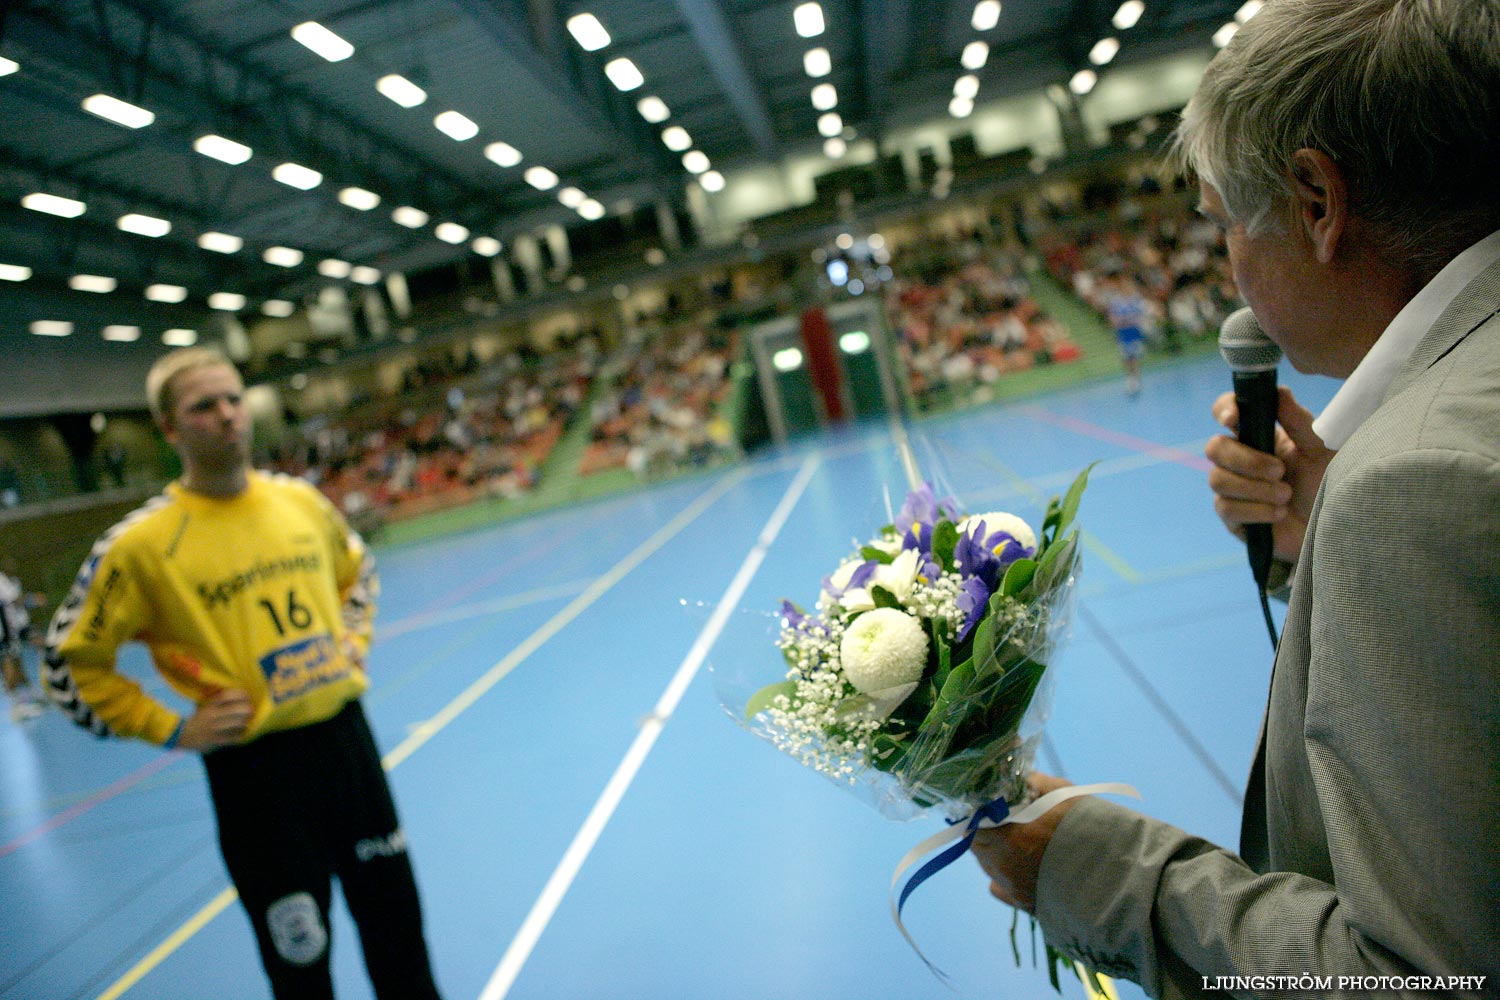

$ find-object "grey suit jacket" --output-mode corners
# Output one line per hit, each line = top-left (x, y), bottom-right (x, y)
(1032, 257), (1500, 998)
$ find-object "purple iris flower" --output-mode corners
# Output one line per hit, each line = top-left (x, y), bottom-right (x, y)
(900, 524), (944, 581)
(894, 482), (961, 536)
(955, 519), (1036, 590)
(779, 600), (808, 630)
(955, 576), (992, 642)
(821, 559), (877, 599)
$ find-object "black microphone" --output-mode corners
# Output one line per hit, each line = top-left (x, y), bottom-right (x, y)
(1218, 307), (1283, 590)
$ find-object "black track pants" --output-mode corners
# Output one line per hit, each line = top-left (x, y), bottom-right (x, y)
(203, 701), (442, 1000)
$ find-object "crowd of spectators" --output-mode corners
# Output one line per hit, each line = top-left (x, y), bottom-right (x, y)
(886, 234), (1082, 409)
(578, 322), (740, 480)
(270, 343), (597, 534)
(1039, 195), (1237, 351)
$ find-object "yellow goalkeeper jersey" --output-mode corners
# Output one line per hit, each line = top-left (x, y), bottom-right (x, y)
(46, 471), (377, 746)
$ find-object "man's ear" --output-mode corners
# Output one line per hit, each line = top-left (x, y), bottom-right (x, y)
(1289, 148), (1348, 265)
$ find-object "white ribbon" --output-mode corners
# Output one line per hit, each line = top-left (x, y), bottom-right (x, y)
(888, 782), (1141, 984)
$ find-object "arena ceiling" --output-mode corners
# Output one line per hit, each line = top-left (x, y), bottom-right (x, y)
(0, 0), (1248, 409)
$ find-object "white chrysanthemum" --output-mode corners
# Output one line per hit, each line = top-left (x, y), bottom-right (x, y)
(839, 607), (929, 694)
(958, 511), (1036, 553)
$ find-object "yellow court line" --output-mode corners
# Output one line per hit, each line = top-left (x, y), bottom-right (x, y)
(93, 468), (748, 1000)
(95, 888), (239, 1000)
(1077, 963), (1123, 1000)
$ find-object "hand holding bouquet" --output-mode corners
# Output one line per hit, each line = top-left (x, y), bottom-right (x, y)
(743, 467), (1091, 821)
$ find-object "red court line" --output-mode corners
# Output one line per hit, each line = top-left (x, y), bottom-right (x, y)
(0, 750), (185, 859)
(1021, 406), (1214, 472)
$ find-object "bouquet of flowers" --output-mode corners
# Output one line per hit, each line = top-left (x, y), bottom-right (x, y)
(741, 467), (1091, 821)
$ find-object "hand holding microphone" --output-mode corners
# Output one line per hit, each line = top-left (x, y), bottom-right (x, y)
(1207, 308), (1334, 586)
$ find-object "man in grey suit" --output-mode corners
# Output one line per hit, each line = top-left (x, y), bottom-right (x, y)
(971, 0), (1500, 995)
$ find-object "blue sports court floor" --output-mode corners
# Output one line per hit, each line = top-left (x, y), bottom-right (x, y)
(0, 352), (1339, 1000)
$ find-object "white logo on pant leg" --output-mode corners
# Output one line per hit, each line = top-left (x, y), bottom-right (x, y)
(354, 827), (407, 863)
(266, 892), (328, 966)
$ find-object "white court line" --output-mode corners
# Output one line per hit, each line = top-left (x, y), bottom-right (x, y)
(477, 454), (822, 1000)
(377, 579), (591, 640)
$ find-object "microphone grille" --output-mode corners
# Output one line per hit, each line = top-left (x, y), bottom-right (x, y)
(1218, 307), (1282, 373)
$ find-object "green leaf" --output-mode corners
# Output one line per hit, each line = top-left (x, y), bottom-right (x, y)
(1034, 530), (1079, 595)
(744, 680), (796, 720)
(1000, 557), (1037, 598)
(871, 585), (901, 610)
(1057, 462), (1095, 537)
(930, 519), (959, 573)
(860, 545), (893, 564)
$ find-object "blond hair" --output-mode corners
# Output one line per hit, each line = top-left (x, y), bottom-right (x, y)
(145, 347), (237, 427)
(1170, 0), (1500, 274)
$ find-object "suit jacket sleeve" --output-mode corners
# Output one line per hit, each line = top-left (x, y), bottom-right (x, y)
(1033, 448), (1500, 998)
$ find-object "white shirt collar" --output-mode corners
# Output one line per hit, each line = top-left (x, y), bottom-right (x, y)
(1313, 227), (1500, 449)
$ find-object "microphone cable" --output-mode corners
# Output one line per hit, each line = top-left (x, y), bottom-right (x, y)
(1257, 583), (1279, 651)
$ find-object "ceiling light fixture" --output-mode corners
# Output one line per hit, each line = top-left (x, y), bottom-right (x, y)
(972, 0), (1002, 31)
(81, 93), (155, 129)
(0, 57), (18, 77)
(376, 74), (427, 107)
(661, 126), (693, 151)
(22, 192), (86, 218)
(198, 231), (243, 253)
(1235, 0), (1263, 22)
(1113, 0), (1145, 29)
(272, 162), (323, 190)
(557, 187), (587, 209)
(31, 320), (74, 337)
(1213, 21), (1239, 46)
(118, 213), (171, 237)
(1069, 68), (1098, 94)
(70, 274), (118, 293)
(637, 96), (670, 123)
(434, 110), (479, 141)
(392, 206), (430, 228)
(961, 41), (990, 70)
(811, 83), (838, 110)
(803, 47), (831, 78)
(603, 57), (644, 91)
(434, 222), (469, 244)
(949, 96), (975, 118)
(472, 236), (502, 257)
(102, 325), (141, 342)
(350, 266), (381, 285)
(577, 199), (605, 221)
(700, 171), (725, 193)
(144, 284), (188, 303)
(0, 263), (32, 281)
(338, 186), (381, 210)
(953, 74), (980, 99)
(793, 3), (825, 37)
(817, 112), (843, 137)
(524, 166), (559, 190)
(318, 259), (353, 278)
(1089, 37), (1120, 65)
(485, 142), (523, 167)
(263, 246), (304, 267)
(290, 21), (354, 62)
(681, 151), (711, 174)
(566, 13), (612, 51)
(208, 292), (247, 311)
(262, 300), (296, 317)
(823, 137), (847, 159)
(162, 329), (198, 346)
(194, 134), (253, 164)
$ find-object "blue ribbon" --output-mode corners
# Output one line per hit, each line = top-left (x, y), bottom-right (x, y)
(897, 796), (1010, 918)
